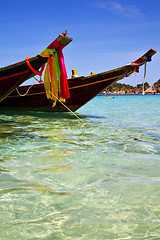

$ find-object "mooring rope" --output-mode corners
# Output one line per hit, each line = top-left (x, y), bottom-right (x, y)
(33, 77), (85, 125)
(142, 62), (147, 95)
(48, 90), (85, 124)
(16, 83), (36, 97)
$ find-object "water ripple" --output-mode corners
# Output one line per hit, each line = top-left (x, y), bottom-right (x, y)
(0, 96), (160, 239)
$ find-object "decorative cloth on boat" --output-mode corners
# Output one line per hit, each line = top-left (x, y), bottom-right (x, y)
(39, 39), (70, 107)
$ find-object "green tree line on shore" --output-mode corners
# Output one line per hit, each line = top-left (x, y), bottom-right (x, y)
(104, 79), (160, 95)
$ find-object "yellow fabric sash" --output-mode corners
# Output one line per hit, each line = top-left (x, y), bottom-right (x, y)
(39, 49), (59, 107)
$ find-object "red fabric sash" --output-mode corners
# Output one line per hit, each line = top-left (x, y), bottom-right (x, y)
(47, 39), (70, 99)
(58, 46), (70, 99)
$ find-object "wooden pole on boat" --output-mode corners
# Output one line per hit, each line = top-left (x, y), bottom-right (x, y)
(142, 62), (147, 95)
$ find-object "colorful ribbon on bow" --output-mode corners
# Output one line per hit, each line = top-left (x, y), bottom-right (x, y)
(39, 39), (70, 107)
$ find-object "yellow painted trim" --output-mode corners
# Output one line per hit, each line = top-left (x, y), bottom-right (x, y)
(6, 72), (127, 99)
(69, 74), (121, 90)
(7, 91), (46, 98)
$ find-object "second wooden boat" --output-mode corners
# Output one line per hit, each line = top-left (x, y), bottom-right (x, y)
(0, 48), (156, 112)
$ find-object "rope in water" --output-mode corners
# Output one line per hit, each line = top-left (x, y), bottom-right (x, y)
(33, 77), (85, 125)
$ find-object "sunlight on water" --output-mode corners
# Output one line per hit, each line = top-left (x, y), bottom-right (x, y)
(0, 95), (160, 239)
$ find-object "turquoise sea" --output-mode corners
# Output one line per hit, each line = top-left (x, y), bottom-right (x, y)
(0, 95), (160, 240)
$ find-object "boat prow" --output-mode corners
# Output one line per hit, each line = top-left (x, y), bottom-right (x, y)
(0, 32), (73, 103)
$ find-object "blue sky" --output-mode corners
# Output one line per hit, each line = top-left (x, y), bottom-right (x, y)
(0, 0), (160, 86)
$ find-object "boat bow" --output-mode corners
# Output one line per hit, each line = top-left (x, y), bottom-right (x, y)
(130, 49), (157, 71)
(0, 32), (72, 102)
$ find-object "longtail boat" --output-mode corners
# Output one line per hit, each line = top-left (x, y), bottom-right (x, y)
(0, 32), (156, 112)
(0, 32), (72, 103)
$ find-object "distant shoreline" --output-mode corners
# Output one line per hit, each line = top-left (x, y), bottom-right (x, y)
(99, 94), (160, 96)
(102, 80), (160, 96)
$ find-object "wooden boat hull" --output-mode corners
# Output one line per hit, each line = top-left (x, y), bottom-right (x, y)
(0, 65), (134, 112)
(0, 56), (47, 103)
(0, 48), (156, 112)
(0, 33), (72, 103)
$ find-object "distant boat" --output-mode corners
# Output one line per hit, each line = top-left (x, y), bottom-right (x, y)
(0, 32), (156, 112)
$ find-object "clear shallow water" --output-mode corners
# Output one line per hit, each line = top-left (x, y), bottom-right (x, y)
(0, 95), (160, 240)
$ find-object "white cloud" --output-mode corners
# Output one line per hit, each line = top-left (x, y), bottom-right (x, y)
(90, 1), (143, 18)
